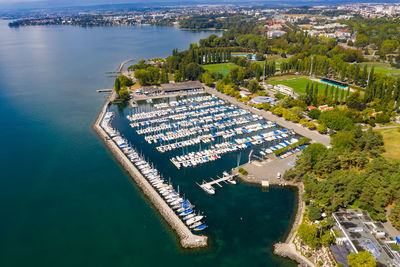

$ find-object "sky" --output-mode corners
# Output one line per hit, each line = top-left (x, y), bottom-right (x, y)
(0, 0), (399, 11)
(0, 0), (324, 10)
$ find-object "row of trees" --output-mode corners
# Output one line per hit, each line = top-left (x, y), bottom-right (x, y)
(305, 82), (350, 106)
(364, 71), (400, 105)
(195, 48), (232, 65)
(179, 14), (254, 31)
(280, 55), (368, 85)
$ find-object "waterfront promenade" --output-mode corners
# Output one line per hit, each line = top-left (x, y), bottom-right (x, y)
(93, 92), (207, 249)
(204, 87), (330, 147)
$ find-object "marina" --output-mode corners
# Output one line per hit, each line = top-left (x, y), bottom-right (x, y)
(102, 111), (208, 233)
(94, 94), (208, 248)
(122, 93), (303, 171)
(96, 89), (305, 254)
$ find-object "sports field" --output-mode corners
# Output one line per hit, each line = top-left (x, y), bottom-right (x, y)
(202, 63), (238, 76)
(267, 76), (328, 95)
(361, 62), (400, 77)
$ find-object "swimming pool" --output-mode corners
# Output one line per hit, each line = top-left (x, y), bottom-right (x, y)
(320, 78), (348, 89)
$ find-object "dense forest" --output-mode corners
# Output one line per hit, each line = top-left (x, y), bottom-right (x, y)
(179, 14), (254, 30)
(343, 18), (400, 61)
(284, 123), (400, 229)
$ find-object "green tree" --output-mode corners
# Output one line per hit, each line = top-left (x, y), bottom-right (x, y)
(174, 70), (182, 83)
(306, 121), (317, 130)
(347, 251), (376, 267)
(248, 80), (260, 93)
(389, 201), (400, 230)
(321, 232), (335, 247)
(308, 109), (321, 120)
(118, 75), (133, 87)
(335, 87), (339, 104)
(355, 33), (369, 49)
(329, 85), (334, 96)
(317, 124), (327, 134)
(319, 110), (353, 131)
(340, 88), (345, 103)
(118, 89), (130, 101)
(308, 205), (322, 221)
(185, 62), (204, 80)
(297, 223), (321, 249)
(305, 82), (310, 96)
(304, 143), (328, 167)
(347, 92), (364, 110)
(332, 131), (356, 151)
(314, 83), (319, 103)
(202, 73), (214, 86)
(114, 77), (121, 92)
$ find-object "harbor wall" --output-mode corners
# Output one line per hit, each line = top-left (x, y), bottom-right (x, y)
(92, 91), (207, 249)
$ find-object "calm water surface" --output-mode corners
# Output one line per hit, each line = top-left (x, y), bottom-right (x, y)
(0, 21), (297, 267)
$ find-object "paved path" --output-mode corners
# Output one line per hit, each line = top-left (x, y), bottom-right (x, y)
(384, 209), (400, 238)
(234, 153), (298, 185)
(205, 87), (330, 146)
(373, 125), (399, 130)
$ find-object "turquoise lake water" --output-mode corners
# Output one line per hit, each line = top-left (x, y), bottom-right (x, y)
(0, 21), (297, 267)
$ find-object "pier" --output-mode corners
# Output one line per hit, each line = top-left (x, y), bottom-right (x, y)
(96, 89), (113, 93)
(197, 174), (236, 194)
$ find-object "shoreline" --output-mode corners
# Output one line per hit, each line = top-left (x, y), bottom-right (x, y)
(235, 172), (314, 266)
(92, 90), (207, 249)
(93, 63), (320, 258)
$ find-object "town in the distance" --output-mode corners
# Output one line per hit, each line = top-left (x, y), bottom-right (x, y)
(5, 1), (400, 267)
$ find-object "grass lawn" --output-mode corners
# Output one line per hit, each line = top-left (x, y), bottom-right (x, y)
(360, 62), (400, 77)
(389, 243), (400, 252)
(375, 127), (400, 161)
(253, 57), (287, 70)
(202, 63), (238, 76)
(267, 76), (333, 95)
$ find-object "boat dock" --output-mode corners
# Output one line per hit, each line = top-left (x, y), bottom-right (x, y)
(96, 89), (113, 93)
(197, 174), (236, 194)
